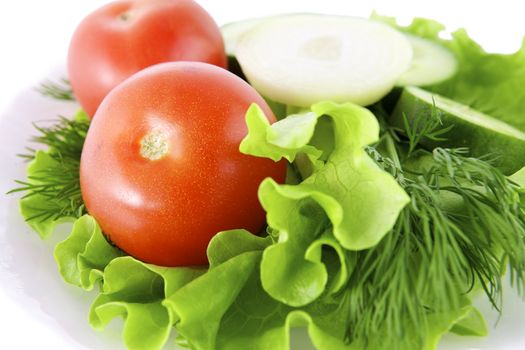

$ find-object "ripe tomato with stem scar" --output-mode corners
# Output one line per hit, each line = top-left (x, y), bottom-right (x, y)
(80, 62), (287, 266)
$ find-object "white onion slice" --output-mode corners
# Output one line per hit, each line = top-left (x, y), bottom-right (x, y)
(235, 14), (413, 107)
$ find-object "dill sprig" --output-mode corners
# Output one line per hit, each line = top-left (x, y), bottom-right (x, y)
(37, 78), (75, 101)
(351, 146), (525, 349)
(27, 116), (88, 160)
(8, 116), (90, 222)
(399, 98), (453, 156)
(338, 103), (525, 349)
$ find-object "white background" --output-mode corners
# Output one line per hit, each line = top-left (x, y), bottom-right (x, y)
(1, 1), (525, 349)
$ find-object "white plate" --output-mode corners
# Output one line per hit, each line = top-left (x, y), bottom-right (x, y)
(1, 1), (525, 349)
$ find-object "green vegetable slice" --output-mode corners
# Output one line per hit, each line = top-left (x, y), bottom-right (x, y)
(397, 34), (457, 86)
(390, 86), (525, 174)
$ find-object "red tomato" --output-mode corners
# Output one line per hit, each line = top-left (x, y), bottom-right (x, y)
(68, 0), (226, 118)
(80, 62), (287, 266)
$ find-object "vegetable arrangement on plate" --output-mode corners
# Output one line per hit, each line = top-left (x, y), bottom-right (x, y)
(10, 0), (525, 349)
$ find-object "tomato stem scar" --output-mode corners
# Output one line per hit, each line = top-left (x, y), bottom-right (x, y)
(119, 11), (132, 21)
(140, 130), (169, 160)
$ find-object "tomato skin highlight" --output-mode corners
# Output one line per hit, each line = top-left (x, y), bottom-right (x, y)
(68, 0), (227, 118)
(80, 62), (287, 267)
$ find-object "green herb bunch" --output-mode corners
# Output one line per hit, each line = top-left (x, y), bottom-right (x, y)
(343, 106), (525, 349)
(9, 114), (89, 222)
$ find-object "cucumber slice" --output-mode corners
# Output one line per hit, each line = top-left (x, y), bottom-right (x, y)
(234, 14), (413, 107)
(397, 35), (457, 86)
(390, 86), (525, 174)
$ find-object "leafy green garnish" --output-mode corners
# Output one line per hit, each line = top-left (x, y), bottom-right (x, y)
(54, 214), (204, 349)
(9, 111), (89, 237)
(90, 255), (203, 350)
(37, 78), (75, 101)
(55, 215), (123, 289)
(165, 229), (352, 350)
(18, 99), (515, 350)
(450, 307), (488, 337)
(241, 101), (410, 308)
(375, 14), (525, 131)
(241, 101), (512, 349)
(27, 111), (88, 160)
(400, 100), (453, 156)
(363, 145), (525, 349)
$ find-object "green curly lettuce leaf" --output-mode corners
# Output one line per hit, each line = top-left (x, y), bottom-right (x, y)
(89, 256), (203, 350)
(19, 151), (76, 238)
(164, 229), (352, 350)
(207, 229), (272, 267)
(241, 105), (321, 162)
(241, 101), (409, 306)
(374, 14), (525, 131)
(54, 215), (123, 289)
(50, 199), (486, 350)
(510, 166), (525, 191)
(166, 229), (483, 350)
(54, 215), (204, 350)
(420, 298), (481, 350)
(449, 307), (488, 337)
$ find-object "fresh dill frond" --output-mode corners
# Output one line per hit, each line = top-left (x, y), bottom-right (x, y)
(9, 116), (89, 222)
(343, 104), (525, 349)
(23, 116), (88, 160)
(10, 158), (85, 222)
(37, 78), (75, 101)
(346, 145), (525, 350)
(395, 98), (453, 157)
